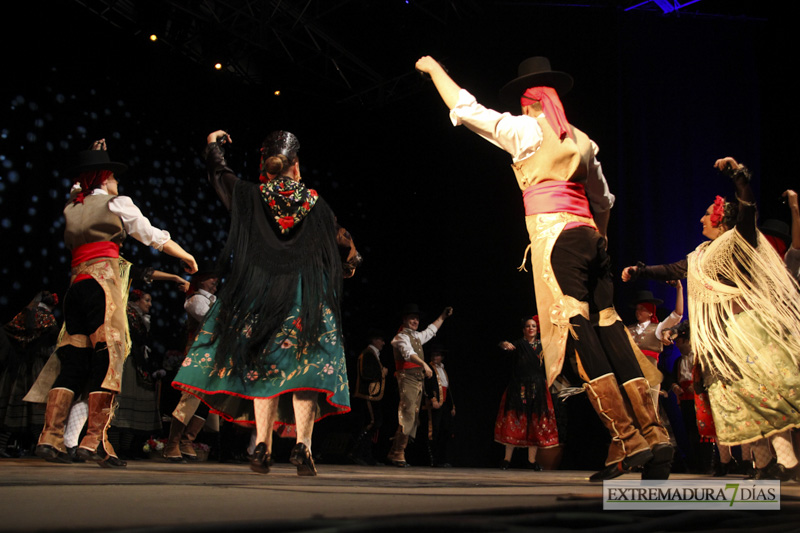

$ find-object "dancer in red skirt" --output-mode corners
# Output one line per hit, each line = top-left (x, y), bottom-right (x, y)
(495, 316), (559, 470)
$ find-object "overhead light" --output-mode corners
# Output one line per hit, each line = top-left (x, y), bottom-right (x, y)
(214, 63), (223, 70)
(149, 34), (158, 42)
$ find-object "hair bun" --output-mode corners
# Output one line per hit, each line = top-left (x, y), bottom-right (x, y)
(263, 154), (289, 176)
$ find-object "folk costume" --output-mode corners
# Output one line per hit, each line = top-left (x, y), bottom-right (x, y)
(494, 336), (559, 452)
(348, 339), (387, 465)
(172, 131), (358, 476)
(423, 348), (455, 467)
(112, 294), (162, 458)
(0, 294), (58, 450)
(163, 274), (217, 463)
(446, 57), (670, 479)
(387, 304), (450, 467)
(631, 163), (800, 478)
(30, 144), (172, 467)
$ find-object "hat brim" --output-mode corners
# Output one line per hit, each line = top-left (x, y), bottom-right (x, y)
(499, 71), (574, 107)
(70, 161), (128, 176)
(629, 298), (663, 308)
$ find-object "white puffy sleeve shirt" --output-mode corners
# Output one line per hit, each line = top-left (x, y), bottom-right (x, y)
(391, 324), (438, 361)
(448, 89), (615, 213)
(91, 189), (171, 250)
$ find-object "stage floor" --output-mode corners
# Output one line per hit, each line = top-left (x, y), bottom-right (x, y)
(2, 457), (799, 531)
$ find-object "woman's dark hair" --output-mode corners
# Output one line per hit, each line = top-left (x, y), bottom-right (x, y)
(262, 154), (291, 176)
(722, 199), (739, 230)
(520, 315), (539, 328)
(259, 131), (300, 181)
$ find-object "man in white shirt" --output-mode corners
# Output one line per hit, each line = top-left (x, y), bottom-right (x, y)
(415, 55), (671, 481)
(387, 304), (453, 467)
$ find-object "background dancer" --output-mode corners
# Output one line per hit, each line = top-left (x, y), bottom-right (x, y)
(623, 156), (800, 481)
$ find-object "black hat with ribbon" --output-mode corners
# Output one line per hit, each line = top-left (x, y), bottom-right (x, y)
(759, 219), (791, 246)
(629, 290), (663, 307)
(499, 56), (574, 106)
(70, 147), (128, 176)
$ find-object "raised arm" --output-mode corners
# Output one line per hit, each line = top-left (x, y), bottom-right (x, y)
(415, 56), (462, 110)
(204, 130), (238, 211)
(714, 157), (757, 247)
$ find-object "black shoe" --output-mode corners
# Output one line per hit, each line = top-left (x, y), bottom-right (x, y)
(249, 442), (270, 474)
(527, 461), (543, 471)
(590, 449), (654, 482)
(67, 446), (86, 463)
(642, 443), (674, 480)
(75, 445), (127, 468)
(714, 459), (734, 477)
(759, 459), (797, 482)
(434, 462), (452, 468)
(290, 443), (317, 476)
(590, 462), (626, 482)
(35, 444), (71, 464)
(499, 460), (511, 470)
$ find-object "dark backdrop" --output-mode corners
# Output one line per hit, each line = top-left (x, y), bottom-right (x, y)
(0, 2), (785, 468)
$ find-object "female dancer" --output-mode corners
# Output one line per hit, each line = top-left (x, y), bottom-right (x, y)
(173, 130), (359, 476)
(623, 157), (800, 480)
(495, 316), (560, 470)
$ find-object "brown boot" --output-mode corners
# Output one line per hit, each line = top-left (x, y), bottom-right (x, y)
(179, 415), (205, 461)
(584, 374), (652, 481)
(387, 428), (410, 467)
(35, 388), (74, 463)
(623, 377), (674, 479)
(77, 391), (126, 468)
(163, 418), (187, 463)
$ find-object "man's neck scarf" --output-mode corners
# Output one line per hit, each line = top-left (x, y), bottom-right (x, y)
(73, 170), (113, 204)
(521, 86), (573, 141)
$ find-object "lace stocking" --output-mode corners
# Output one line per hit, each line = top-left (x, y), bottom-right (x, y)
(750, 438), (774, 469)
(253, 397), (279, 452)
(293, 390), (317, 451)
(771, 430), (798, 468)
(718, 443), (732, 464)
(63, 400), (88, 448)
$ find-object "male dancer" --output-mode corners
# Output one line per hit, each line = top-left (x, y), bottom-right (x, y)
(415, 55), (671, 480)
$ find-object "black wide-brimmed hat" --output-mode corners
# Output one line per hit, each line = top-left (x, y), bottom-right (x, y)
(759, 219), (791, 245)
(499, 56), (574, 106)
(629, 290), (663, 307)
(400, 303), (422, 317)
(70, 148), (128, 176)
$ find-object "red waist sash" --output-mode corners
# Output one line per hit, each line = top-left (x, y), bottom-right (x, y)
(641, 349), (660, 362)
(71, 242), (120, 282)
(396, 361), (422, 371)
(522, 181), (593, 218)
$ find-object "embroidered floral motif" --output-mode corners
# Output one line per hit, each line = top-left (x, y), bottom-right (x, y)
(259, 177), (318, 234)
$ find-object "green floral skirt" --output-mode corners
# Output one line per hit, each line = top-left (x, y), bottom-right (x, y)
(708, 312), (800, 445)
(172, 298), (350, 426)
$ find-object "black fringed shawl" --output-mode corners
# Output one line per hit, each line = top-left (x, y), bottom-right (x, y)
(503, 337), (548, 417)
(210, 179), (343, 378)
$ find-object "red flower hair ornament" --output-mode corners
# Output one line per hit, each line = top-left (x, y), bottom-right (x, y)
(710, 195), (726, 228)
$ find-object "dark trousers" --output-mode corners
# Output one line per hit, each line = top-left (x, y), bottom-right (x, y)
(427, 401), (454, 465)
(52, 279), (111, 393)
(550, 226), (642, 384)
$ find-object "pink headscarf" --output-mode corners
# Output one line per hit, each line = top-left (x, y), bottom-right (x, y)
(521, 86), (573, 141)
